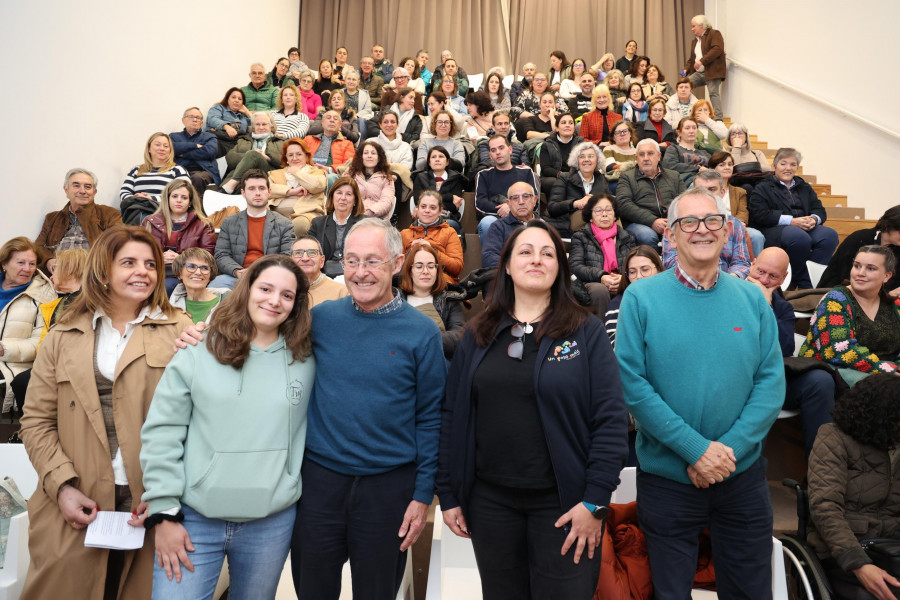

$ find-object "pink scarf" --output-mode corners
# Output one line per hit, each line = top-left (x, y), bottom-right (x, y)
(591, 222), (619, 273)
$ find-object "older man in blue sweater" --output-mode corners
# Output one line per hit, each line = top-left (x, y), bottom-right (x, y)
(617, 187), (784, 599)
(290, 218), (445, 599)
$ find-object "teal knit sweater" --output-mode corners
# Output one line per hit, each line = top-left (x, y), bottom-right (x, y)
(616, 269), (785, 484)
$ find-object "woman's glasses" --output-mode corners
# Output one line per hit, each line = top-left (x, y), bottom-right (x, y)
(507, 322), (534, 360)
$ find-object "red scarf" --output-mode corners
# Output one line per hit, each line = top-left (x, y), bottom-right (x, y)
(590, 222), (619, 273)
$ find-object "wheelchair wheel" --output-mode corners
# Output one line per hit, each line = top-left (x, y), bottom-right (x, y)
(780, 534), (832, 599)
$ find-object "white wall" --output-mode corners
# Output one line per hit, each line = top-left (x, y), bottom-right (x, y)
(0, 1), (299, 242)
(706, 0), (900, 219)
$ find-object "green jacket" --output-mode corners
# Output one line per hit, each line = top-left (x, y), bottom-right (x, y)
(241, 81), (278, 111)
(140, 336), (315, 521)
(616, 166), (686, 228)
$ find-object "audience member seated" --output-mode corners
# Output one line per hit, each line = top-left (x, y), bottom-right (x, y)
(603, 121), (638, 185)
(512, 73), (568, 123)
(359, 56), (385, 108)
(580, 85), (623, 148)
(604, 70), (628, 108)
(475, 135), (539, 241)
(290, 235), (349, 306)
(119, 132), (190, 225)
(342, 67), (374, 138)
(219, 112), (284, 194)
(242, 62), (278, 111)
(370, 111), (413, 169)
(307, 177), (368, 277)
(333, 46), (349, 82)
(473, 111), (530, 179)
(307, 89), (360, 143)
(642, 64), (674, 102)
(799, 245), (899, 386)
(820, 205), (900, 296)
(617, 139), (686, 246)
(746, 247), (836, 457)
(417, 49), (432, 88)
(690, 100), (728, 153)
(288, 47), (309, 80)
(547, 50), (573, 93)
(303, 110), (356, 174)
(438, 74), (467, 116)
(749, 147), (839, 288)
(267, 56), (298, 89)
(422, 92), (467, 134)
(519, 92), (567, 142)
(431, 54), (469, 96)
(171, 107), (219, 194)
(35, 168), (123, 267)
(482, 181), (540, 268)
(539, 112), (584, 196)
(268, 138), (327, 236)
(558, 57), (588, 100)
(205, 86), (252, 157)
(624, 56), (650, 87)
(662, 117), (710, 186)
(314, 59), (339, 106)
(142, 179), (216, 294)
(484, 71), (511, 111)
(622, 83), (649, 123)
(0, 237), (55, 413)
(272, 83), (311, 141)
(416, 110), (466, 171)
(638, 98), (677, 150)
(398, 243), (464, 359)
(384, 86), (424, 143)
(413, 147), (464, 232)
(347, 141), (395, 221)
(616, 40), (639, 74)
(604, 245), (663, 349)
(168, 248), (228, 324)
(708, 151), (765, 257)
(665, 78), (699, 128)
(664, 172), (751, 278)
(371, 44), (394, 81)
(807, 375), (900, 600)
(569, 194), (636, 316)
(395, 58), (427, 95)
(725, 122), (773, 177)
(296, 69), (323, 119)
(464, 91), (495, 141)
(401, 190), (464, 283)
(211, 169), (295, 289)
(508, 62), (536, 106)
(549, 141), (609, 238)
(592, 53), (616, 83)
(567, 71), (598, 120)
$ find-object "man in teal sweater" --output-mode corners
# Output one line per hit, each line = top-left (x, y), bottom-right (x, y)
(617, 188), (784, 599)
(290, 218), (445, 599)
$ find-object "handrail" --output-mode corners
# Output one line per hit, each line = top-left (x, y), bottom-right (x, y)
(728, 58), (900, 143)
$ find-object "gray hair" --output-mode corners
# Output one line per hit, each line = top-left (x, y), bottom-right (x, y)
(182, 106), (202, 118)
(635, 138), (660, 154)
(294, 235), (323, 253)
(692, 15), (712, 29)
(297, 69), (315, 82)
(727, 123), (750, 150)
(342, 67), (359, 80)
(694, 169), (724, 188)
(252, 110), (277, 134)
(346, 218), (403, 259)
(250, 62), (266, 72)
(487, 66), (506, 79)
(64, 168), (98, 188)
(567, 141), (602, 170)
(774, 147), (803, 165)
(667, 187), (720, 228)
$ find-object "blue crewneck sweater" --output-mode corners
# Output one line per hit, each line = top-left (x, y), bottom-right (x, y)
(306, 297), (445, 503)
(616, 269), (785, 484)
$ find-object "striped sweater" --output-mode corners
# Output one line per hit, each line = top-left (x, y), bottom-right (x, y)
(119, 165), (189, 202)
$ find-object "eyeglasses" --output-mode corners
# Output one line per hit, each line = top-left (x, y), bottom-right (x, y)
(627, 265), (657, 278)
(183, 263), (211, 273)
(412, 262), (437, 272)
(614, 129), (630, 136)
(673, 214), (727, 233)
(592, 207), (615, 214)
(291, 249), (321, 258)
(184, 115), (203, 121)
(435, 120), (452, 126)
(577, 153), (597, 160)
(250, 71), (265, 75)
(341, 257), (393, 271)
(508, 193), (535, 203)
(508, 322), (528, 360)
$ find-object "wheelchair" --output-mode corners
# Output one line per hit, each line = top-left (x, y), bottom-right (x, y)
(779, 478), (899, 600)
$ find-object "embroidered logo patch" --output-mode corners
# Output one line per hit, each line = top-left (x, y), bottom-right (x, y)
(287, 379), (305, 405)
(547, 340), (580, 362)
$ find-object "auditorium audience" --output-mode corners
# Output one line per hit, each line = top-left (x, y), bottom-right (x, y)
(622, 83), (649, 123)
(538, 112), (584, 196)
(242, 62), (278, 111)
(548, 141), (609, 238)
(547, 50), (572, 93)
(309, 89), (359, 143)
(567, 71), (598, 119)
(617, 138), (686, 246)
(603, 121), (638, 178)
(333, 46), (349, 81)
(604, 70), (627, 107)
(359, 56), (385, 108)
(481, 180), (541, 268)
(267, 138), (327, 236)
(475, 135), (539, 241)
(662, 117), (710, 185)
(170, 107), (219, 193)
(604, 245), (663, 349)
(401, 190), (464, 283)
(142, 179), (216, 294)
(624, 56), (650, 87)
(314, 59), (339, 105)
(413, 147), (465, 230)
(820, 205), (900, 295)
(168, 247), (228, 324)
(559, 57), (588, 100)
(307, 177), (368, 276)
(579, 85), (623, 147)
(665, 78), (698, 128)
(219, 112), (284, 194)
(638, 98), (676, 149)
(592, 53), (616, 83)
(416, 110), (466, 171)
(342, 67), (374, 138)
(119, 132), (190, 225)
(707, 151), (765, 257)
(616, 40), (639, 74)
(347, 141), (396, 221)
(690, 99), (728, 153)
(303, 110), (356, 173)
(642, 64), (674, 102)
(465, 90), (495, 140)
(273, 83), (311, 141)
(370, 111), (413, 169)
(266, 56), (298, 89)
(296, 70), (323, 119)
(484, 71), (511, 110)
(726, 123), (773, 174)
(205, 87), (252, 156)
(290, 236), (349, 305)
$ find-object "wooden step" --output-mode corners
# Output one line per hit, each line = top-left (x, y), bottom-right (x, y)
(818, 195), (848, 207)
(762, 148), (777, 158)
(811, 184), (831, 195)
(828, 218), (877, 243)
(749, 134), (758, 142)
(826, 206), (865, 220)
(750, 141), (768, 150)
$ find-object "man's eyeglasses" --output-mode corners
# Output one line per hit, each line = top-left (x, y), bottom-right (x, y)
(292, 249), (321, 258)
(508, 193), (535, 203)
(183, 263), (211, 273)
(673, 214), (726, 233)
(341, 258), (393, 271)
(184, 115), (203, 121)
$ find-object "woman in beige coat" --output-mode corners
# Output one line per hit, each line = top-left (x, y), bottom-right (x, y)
(0, 237), (56, 412)
(268, 138), (327, 236)
(19, 226), (193, 600)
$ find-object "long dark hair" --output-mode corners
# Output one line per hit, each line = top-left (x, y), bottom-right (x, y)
(348, 140), (392, 179)
(832, 375), (900, 450)
(470, 221), (588, 346)
(618, 245), (664, 296)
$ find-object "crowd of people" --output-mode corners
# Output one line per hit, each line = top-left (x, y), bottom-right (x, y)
(2, 13), (900, 600)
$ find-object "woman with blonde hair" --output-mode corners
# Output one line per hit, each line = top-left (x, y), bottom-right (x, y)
(592, 53), (616, 82)
(19, 226), (194, 600)
(273, 83), (310, 140)
(268, 138), (327, 236)
(580, 85), (623, 147)
(119, 132), (190, 225)
(142, 179), (216, 294)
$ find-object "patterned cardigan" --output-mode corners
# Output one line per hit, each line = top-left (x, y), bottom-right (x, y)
(799, 287), (900, 374)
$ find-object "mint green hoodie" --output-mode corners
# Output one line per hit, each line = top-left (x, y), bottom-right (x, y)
(140, 335), (315, 521)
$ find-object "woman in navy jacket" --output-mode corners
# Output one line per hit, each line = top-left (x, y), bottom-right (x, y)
(436, 220), (628, 599)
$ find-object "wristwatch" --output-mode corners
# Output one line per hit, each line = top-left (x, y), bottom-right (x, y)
(582, 501), (609, 520)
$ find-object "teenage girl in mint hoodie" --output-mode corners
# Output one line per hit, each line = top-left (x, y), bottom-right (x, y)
(139, 254), (315, 599)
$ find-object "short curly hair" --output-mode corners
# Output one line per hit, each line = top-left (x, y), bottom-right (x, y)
(832, 374), (900, 451)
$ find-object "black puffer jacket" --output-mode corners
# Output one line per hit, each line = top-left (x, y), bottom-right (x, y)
(548, 170), (609, 238)
(568, 224), (637, 283)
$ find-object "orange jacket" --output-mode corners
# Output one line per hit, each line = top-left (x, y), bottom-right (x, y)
(401, 220), (464, 283)
(302, 133), (355, 169)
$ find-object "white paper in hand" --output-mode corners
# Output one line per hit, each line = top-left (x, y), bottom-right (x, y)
(84, 511), (146, 550)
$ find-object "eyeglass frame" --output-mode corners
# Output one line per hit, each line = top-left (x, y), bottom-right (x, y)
(671, 214), (727, 233)
(507, 322), (527, 360)
(291, 248), (321, 258)
(183, 262), (211, 273)
(340, 257), (395, 271)
(412, 262), (438, 272)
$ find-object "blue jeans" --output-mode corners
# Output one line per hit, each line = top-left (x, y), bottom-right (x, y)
(784, 369), (835, 458)
(152, 504), (295, 600)
(477, 215), (498, 243)
(746, 227), (765, 259)
(208, 274), (237, 289)
(770, 224), (839, 288)
(625, 223), (661, 247)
